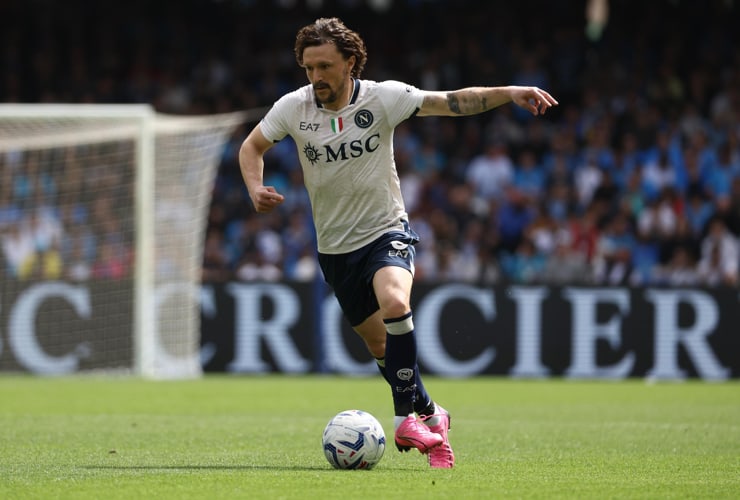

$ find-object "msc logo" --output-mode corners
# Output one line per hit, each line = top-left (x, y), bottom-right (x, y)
(303, 134), (381, 165)
(354, 109), (374, 128)
(303, 143), (322, 165)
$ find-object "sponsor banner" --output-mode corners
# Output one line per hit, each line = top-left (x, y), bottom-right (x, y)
(200, 281), (318, 374)
(201, 282), (740, 380)
(0, 280), (133, 373)
(1, 280), (738, 379)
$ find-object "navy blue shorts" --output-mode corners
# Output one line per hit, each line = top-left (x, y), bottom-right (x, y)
(318, 222), (419, 327)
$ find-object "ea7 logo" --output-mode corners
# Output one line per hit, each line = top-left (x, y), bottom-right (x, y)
(388, 240), (409, 258)
(299, 121), (320, 131)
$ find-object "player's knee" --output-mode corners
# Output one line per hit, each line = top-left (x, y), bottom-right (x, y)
(379, 295), (410, 319)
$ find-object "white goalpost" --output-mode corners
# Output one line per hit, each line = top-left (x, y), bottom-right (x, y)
(0, 104), (258, 378)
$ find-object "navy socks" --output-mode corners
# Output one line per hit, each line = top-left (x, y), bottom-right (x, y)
(381, 312), (433, 417)
(375, 358), (433, 415)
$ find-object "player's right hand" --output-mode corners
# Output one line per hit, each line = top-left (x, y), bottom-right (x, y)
(251, 186), (285, 213)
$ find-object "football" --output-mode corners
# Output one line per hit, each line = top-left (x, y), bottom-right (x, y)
(322, 409), (386, 470)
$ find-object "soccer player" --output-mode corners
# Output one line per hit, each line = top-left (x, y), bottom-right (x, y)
(239, 17), (558, 468)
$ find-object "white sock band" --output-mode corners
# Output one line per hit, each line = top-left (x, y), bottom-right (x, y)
(384, 313), (414, 336)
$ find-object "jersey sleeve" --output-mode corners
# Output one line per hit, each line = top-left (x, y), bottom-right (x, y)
(258, 94), (293, 143)
(377, 80), (425, 128)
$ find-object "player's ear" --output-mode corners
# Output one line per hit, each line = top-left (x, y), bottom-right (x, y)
(346, 55), (356, 74)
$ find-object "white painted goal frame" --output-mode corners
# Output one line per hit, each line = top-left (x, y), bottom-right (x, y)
(0, 104), (256, 378)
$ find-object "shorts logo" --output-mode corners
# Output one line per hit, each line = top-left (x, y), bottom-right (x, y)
(389, 240), (410, 258)
(396, 368), (414, 381)
(354, 109), (374, 128)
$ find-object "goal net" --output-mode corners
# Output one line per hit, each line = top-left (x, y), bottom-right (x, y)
(0, 104), (252, 378)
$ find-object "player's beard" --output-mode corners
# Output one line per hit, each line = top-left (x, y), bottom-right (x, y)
(312, 75), (349, 106)
(313, 83), (340, 105)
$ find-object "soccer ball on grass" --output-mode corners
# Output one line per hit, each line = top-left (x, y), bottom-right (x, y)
(322, 409), (386, 470)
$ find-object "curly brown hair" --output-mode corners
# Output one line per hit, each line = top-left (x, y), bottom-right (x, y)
(294, 17), (367, 78)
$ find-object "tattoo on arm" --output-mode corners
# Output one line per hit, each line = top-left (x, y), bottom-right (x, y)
(446, 90), (489, 115)
(447, 93), (462, 114)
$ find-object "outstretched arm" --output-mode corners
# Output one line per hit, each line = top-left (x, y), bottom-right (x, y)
(239, 124), (285, 213)
(417, 85), (558, 117)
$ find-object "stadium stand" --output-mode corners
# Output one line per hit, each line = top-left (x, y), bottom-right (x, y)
(1, 0), (739, 286)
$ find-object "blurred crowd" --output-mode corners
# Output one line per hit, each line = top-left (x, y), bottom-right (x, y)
(0, 144), (136, 281)
(1, 0), (739, 286)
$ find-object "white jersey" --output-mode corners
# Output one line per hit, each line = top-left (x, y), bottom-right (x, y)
(259, 79), (424, 254)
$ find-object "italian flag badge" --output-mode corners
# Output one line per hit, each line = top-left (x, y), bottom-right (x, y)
(330, 117), (343, 133)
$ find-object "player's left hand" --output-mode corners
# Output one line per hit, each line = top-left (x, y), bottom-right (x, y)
(510, 86), (559, 116)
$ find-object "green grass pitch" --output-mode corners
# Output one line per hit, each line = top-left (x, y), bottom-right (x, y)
(1, 375), (738, 499)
